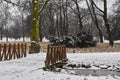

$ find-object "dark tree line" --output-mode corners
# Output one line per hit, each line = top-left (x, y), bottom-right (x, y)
(0, 0), (120, 47)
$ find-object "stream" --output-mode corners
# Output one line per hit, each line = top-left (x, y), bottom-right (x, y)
(65, 69), (120, 76)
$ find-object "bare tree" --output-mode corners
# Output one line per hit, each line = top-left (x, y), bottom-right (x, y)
(72, 0), (84, 32)
(4, 2), (9, 42)
(89, 0), (114, 47)
(103, 0), (114, 47)
(29, 0), (49, 53)
(86, 0), (103, 43)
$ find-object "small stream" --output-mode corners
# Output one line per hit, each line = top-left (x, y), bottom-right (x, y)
(65, 69), (120, 76)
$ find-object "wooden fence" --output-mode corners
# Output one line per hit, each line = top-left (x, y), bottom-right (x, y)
(45, 45), (67, 70)
(0, 43), (27, 61)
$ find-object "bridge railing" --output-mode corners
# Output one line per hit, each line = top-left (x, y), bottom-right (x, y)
(45, 45), (67, 70)
(0, 43), (27, 61)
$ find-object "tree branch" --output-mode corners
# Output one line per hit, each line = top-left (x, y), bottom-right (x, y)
(69, 6), (78, 15)
(86, 0), (95, 23)
(38, 0), (50, 15)
(90, 0), (104, 14)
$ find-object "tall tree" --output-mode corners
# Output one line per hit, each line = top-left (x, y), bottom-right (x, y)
(4, 2), (9, 42)
(86, 0), (103, 43)
(103, 0), (114, 47)
(29, 0), (49, 53)
(31, 0), (40, 42)
(89, 0), (114, 47)
(72, 0), (84, 32)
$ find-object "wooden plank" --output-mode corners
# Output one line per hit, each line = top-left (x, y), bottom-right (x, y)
(17, 43), (20, 58)
(3, 44), (7, 60)
(50, 47), (54, 65)
(13, 44), (17, 59)
(59, 46), (62, 61)
(21, 43), (24, 58)
(0, 44), (2, 61)
(57, 46), (60, 61)
(8, 44), (12, 60)
(52, 47), (56, 64)
(45, 45), (50, 67)
(54, 47), (57, 63)
(24, 43), (27, 57)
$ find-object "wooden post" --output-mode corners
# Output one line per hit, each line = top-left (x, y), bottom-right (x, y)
(24, 43), (27, 57)
(17, 43), (20, 58)
(63, 45), (65, 59)
(59, 46), (62, 61)
(3, 44), (7, 60)
(21, 43), (24, 57)
(13, 44), (17, 59)
(57, 46), (59, 61)
(0, 44), (2, 61)
(53, 47), (56, 64)
(8, 44), (12, 60)
(53, 46), (57, 64)
(50, 46), (54, 65)
(45, 45), (50, 67)
(64, 46), (66, 59)
(61, 46), (64, 60)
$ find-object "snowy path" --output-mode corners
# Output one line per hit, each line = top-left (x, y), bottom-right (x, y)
(0, 52), (120, 80)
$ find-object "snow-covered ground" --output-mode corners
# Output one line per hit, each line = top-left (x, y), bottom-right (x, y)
(0, 38), (30, 42)
(1, 37), (120, 43)
(0, 52), (120, 80)
(0, 37), (49, 42)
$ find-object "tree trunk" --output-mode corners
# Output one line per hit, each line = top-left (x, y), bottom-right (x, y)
(64, 1), (69, 35)
(103, 0), (114, 47)
(63, 2), (68, 36)
(0, 27), (3, 40)
(31, 0), (40, 42)
(56, 14), (59, 36)
(74, 0), (83, 32)
(86, 0), (103, 43)
(59, 2), (63, 36)
(29, 0), (40, 53)
(22, 13), (25, 42)
(99, 31), (103, 43)
(90, 0), (103, 43)
(48, 3), (55, 36)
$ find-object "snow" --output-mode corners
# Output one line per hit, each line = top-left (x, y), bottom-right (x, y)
(0, 37), (120, 79)
(103, 40), (120, 43)
(0, 52), (120, 80)
(0, 38), (30, 42)
(42, 37), (49, 42)
(104, 40), (120, 43)
(34, 0), (38, 4)
(0, 37), (49, 42)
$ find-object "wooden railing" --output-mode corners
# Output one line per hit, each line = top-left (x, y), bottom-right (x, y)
(45, 45), (67, 70)
(0, 43), (27, 61)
